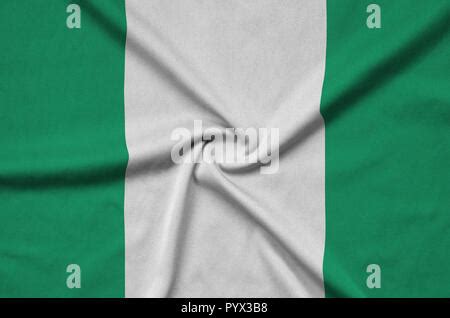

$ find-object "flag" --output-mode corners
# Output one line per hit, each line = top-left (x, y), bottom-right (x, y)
(0, 0), (449, 297)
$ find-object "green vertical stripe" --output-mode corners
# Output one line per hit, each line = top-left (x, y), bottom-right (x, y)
(0, 1), (127, 297)
(322, 0), (450, 297)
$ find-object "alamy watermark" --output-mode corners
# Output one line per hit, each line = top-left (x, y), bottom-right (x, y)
(171, 120), (280, 174)
(66, 4), (81, 29)
(66, 264), (81, 289)
(366, 264), (381, 289)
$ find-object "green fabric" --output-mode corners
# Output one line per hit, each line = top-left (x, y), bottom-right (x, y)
(0, 1), (127, 297)
(322, 0), (450, 297)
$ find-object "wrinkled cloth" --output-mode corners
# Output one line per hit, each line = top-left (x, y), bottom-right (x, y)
(124, 0), (326, 297)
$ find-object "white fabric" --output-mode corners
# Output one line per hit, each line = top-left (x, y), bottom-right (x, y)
(124, 0), (327, 297)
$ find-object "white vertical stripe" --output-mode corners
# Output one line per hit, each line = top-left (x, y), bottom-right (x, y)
(124, 0), (327, 297)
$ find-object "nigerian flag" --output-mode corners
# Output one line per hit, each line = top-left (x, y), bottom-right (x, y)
(0, 0), (449, 297)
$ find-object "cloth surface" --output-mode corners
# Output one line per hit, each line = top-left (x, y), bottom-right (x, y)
(0, 0), (449, 297)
